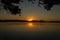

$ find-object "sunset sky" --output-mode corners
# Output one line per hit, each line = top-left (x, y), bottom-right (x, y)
(0, 0), (60, 21)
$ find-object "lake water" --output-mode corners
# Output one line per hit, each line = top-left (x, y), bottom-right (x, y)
(0, 22), (60, 40)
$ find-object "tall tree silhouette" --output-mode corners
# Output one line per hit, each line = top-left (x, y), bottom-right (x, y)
(0, 0), (23, 15)
(0, 0), (60, 15)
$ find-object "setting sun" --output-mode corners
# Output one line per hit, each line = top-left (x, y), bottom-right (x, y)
(27, 18), (33, 21)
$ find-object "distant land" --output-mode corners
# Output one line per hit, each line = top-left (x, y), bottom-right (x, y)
(0, 20), (60, 23)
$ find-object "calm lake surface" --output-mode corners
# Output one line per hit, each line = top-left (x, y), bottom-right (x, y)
(0, 22), (60, 40)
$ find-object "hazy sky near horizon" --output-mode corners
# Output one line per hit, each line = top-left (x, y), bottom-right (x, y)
(0, 0), (60, 21)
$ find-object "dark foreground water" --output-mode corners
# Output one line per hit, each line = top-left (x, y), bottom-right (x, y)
(0, 22), (60, 40)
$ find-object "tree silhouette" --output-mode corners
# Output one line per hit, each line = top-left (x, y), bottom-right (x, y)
(0, 0), (60, 15)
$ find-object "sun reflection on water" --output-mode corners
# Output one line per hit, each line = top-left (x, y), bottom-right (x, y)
(27, 22), (34, 28)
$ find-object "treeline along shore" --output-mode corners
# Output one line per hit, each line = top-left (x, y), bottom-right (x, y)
(0, 20), (60, 23)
